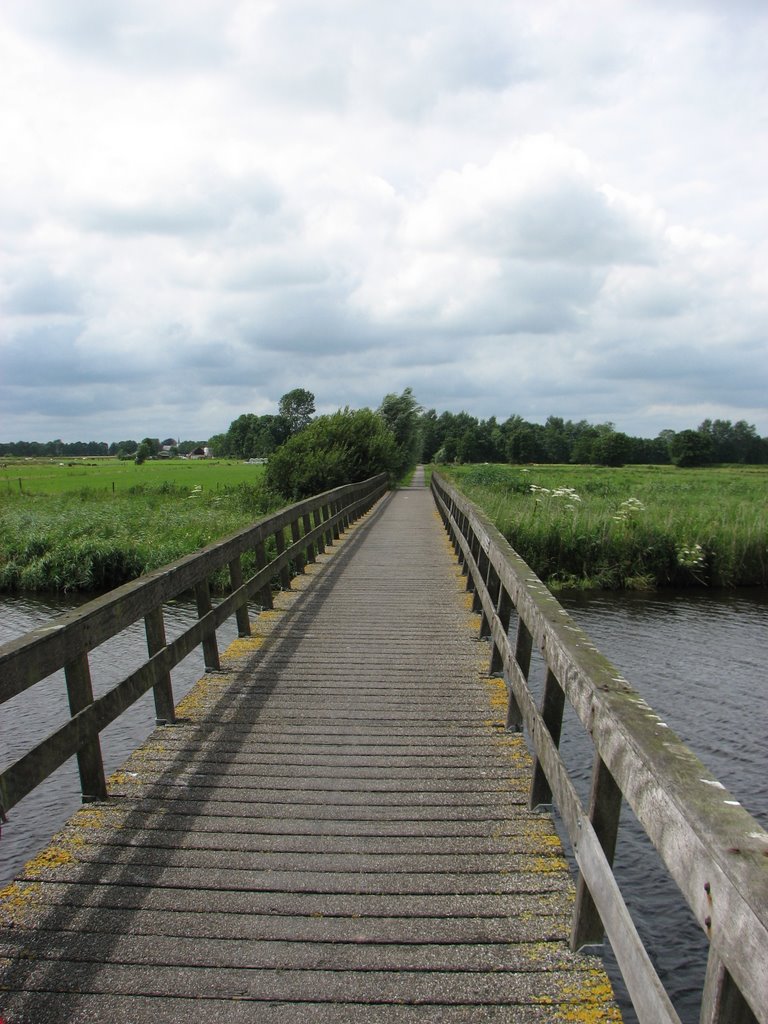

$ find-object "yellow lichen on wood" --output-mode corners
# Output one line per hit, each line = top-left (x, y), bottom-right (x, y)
(555, 971), (623, 1023)
(0, 881), (42, 925)
(531, 855), (569, 874)
(223, 636), (264, 660)
(71, 807), (107, 829)
(23, 846), (74, 874)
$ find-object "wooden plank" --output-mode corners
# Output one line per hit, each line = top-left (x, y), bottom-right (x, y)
(432, 471), (768, 1024)
(0, 474), (619, 1024)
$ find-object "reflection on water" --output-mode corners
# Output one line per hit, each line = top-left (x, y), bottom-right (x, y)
(0, 592), (238, 886)
(1, 588), (765, 1024)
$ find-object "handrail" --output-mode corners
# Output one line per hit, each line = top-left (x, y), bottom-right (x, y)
(0, 474), (388, 819)
(431, 471), (767, 1024)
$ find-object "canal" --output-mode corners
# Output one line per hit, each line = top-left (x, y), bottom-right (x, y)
(1, 587), (766, 1023)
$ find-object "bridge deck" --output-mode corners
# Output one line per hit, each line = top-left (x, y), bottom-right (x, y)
(0, 473), (620, 1022)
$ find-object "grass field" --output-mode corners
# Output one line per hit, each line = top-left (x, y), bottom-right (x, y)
(1, 456), (266, 495)
(3, 458), (766, 593)
(0, 458), (276, 593)
(441, 463), (768, 589)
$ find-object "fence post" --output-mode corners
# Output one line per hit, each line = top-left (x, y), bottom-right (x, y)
(229, 556), (251, 637)
(302, 511), (315, 563)
(64, 653), (108, 801)
(700, 949), (757, 1024)
(489, 586), (513, 677)
(313, 507), (326, 554)
(290, 518), (305, 574)
(275, 528), (291, 590)
(507, 619), (531, 731)
(570, 754), (623, 950)
(255, 539), (273, 609)
(529, 668), (565, 809)
(144, 607), (176, 724)
(194, 579), (220, 671)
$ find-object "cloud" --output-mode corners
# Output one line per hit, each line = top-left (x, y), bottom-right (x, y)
(0, 1), (766, 443)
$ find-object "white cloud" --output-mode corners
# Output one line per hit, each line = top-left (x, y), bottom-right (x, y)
(0, 0), (767, 442)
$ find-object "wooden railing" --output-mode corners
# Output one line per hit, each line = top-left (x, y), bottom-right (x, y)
(0, 474), (388, 821)
(431, 471), (766, 1024)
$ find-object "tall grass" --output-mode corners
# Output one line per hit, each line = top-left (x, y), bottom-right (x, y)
(0, 480), (281, 593)
(443, 464), (768, 589)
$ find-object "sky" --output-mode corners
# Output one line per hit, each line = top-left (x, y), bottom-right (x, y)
(1, 0), (767, 444)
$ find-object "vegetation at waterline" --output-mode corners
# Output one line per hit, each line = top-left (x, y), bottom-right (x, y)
(3, 383), (766, 594)
(0, 471), (279, 593)
(442, 463), (768, 590)
(0, 389), (423, 593)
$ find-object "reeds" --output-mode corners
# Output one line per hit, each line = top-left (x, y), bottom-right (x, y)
(0, 481), (279, 593)
(446, 464), (768, 589)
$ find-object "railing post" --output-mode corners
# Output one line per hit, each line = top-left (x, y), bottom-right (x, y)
(144, 606), (176, 724)
(507, 619), (531, 731)
(471, 544), (487, 614)
(64, 653), (108, 801)
(571, 754), (623, 950)
(194, 579), (220, 671)
(313, 507), (326, 554)
(529, 668), (565, 809)
(275, 527), (291, 590)
(302, 511), (316, 563)
(228, 555), (251, 637)
(700, 949), (757, 1024)
(478, 554), (496, 635)
(290, 518), (305, 574)
(489, 586), (513, 677)
(331, 500), (341, 541)
(255, 539), (273, 609)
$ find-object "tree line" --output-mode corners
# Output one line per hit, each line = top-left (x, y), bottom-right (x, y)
(420, 413), (768, 467)
(2, 389), (765, 470)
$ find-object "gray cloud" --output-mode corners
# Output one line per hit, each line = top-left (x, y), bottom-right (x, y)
(1, 1), (766, 443)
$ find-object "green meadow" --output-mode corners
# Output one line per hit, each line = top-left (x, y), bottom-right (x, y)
(1, 456), (266, 496)
(0, 458), (276, 593)
(2, 458), (766, 593)
(441, 463), (768, 590)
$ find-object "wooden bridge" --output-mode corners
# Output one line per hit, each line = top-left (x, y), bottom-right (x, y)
(1, 469), (766, 1023)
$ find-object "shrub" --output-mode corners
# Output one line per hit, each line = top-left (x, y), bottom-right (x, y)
(265, 408), (399, 500)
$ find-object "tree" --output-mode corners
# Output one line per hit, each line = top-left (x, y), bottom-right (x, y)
(669, 429), (713, 467)
(134, 441), (151, 464)
(592, 429), (632, 467)
(279, 388), (316, 436)
(378, 388), (423, 475)
(266, 407), (399, 500)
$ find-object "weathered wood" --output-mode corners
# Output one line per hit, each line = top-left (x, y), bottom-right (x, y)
(254, 539), (273, 609)
(529, 668), (565, 809)
(290, 518), (305, 574)
(432, 471), (768, 1024)
(0, 475), (388, 819)
(701, 949), (758, 1024)
(228, 557), (251, 637)
(144, 606), (176, 724)
(64, 653), (108, 801)
(0, 470), (619, 1024)
(570, 754), (623, 950)
(274, 527), (291, 590)
(194, 579), (220, 671)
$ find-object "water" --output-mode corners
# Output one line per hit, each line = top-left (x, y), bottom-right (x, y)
(0, 592), (238, 886)
(1, 588), (766, 1023)
(552, 588), (768, 1024)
